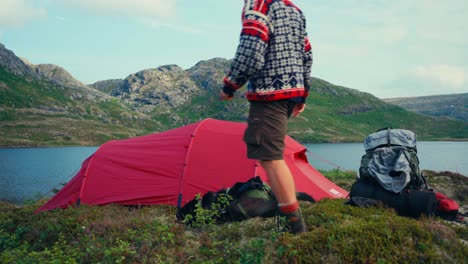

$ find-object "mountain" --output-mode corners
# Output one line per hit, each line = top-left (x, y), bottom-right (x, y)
(0, 43), (39, 80)
(0, 43), (162, 146)
(1, 42), (467, 146)
(280, 79), (466, 142)
(383, 94), (468, 122)
(89, 79), (125, 95)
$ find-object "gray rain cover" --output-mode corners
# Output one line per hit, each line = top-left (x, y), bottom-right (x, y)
(368, 146), (411, 193)
(364, 129), (416, 150)
(364, 129), (416, 193)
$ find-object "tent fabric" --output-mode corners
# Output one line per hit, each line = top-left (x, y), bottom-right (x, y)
(36, 118), (348, 213)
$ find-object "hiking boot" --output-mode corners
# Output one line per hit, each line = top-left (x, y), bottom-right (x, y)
(281, 208), (307, 235)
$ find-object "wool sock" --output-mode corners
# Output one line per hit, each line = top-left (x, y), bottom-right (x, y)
(278, 201), (307, 234)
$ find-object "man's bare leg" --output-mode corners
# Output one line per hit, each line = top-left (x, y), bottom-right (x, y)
(260, 160), (296, 204)
(260, 159), (307, 234)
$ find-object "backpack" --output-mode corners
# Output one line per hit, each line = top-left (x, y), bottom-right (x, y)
(435, 192), (461, 221)
(348, 177), (463, 221)
(348, 180), (437, 218)
(350, 129), (463, 221)
(358, 128), (427, 193)
(176, 176), (278, 226)
(176, 176), (315, 226)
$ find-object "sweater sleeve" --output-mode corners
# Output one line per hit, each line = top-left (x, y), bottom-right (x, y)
(223, 1), (272, 94)
(303, 34), (313, 95)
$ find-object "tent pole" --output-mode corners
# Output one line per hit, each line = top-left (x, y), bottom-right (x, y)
(177, 119), (209, 209)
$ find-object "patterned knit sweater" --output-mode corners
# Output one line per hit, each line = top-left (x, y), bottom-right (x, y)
(223, 0), (313, 102)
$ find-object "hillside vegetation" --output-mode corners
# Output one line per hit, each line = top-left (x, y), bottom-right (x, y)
(0, 67), (161, 146)
(1, 170), (466, 263)
(1, 43), (467, 146)
(384, 93), (468, 122)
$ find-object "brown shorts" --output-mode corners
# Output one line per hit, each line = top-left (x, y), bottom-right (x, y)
(243, 100), (296, 161)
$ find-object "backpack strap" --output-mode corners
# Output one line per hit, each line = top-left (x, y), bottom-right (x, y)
(386, 127), (391, 147)
(402, 149), (427, 190)
(234, 203), (251, 219)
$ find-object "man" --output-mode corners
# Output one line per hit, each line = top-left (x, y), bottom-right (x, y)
(220, 0), (313, 234)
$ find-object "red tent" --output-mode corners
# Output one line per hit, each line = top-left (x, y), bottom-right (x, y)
(36, 118), (348, 213)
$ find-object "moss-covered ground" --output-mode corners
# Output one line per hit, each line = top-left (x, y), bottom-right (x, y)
(1, 170), (467, 263)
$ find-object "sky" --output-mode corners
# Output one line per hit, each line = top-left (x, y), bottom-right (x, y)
(0, 0), (467, 98)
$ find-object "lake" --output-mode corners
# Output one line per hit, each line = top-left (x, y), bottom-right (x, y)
(1, 142), (467, 204)
(304, 142), (468, 173)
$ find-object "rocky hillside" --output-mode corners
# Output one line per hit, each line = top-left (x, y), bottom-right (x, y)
(0, 43), (39, 80)
(187, 58), (232, 92)
(384, 93), (468, 122)
(1, 42), (467, 146)
(0, 43), (162, 146)
(1, 44), (109, 103)
(92, 57), (468, 142)
(114, 65), (202, 112)
(89, 79), (125, 95)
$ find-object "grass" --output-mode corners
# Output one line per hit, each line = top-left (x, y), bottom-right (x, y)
(0, 112), (143, 146)
(2, 65), (467, 147)
(0, 68), (164, 147)
(1, 170), (467, 263)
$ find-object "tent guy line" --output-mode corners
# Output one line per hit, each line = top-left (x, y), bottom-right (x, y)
(306, 151), (350, 171)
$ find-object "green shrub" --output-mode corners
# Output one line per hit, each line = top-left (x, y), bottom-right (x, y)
(182, 193), (232, 230)
(0, 171), (466, 263)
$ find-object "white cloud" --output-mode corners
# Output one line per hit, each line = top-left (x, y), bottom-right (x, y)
(66, 0), (176, 19)
(306, 0), (467, 48)
(410, 0), (467, 43)
(302, 0), (468, 98)
(63, 0), (200, 34)
(354, 25), (408, 45)
(0, 0), (46, 27)
(384, 64), (468, 97)
(142, 19), (201, 34)
(410, 64), (467, 90)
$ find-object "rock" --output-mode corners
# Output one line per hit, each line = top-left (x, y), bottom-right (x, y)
(0, 43), (39, 80)
(34, 64), (87, 89)
(187, 58), (231, 92)
(90, 79), (125, 95)
(113, 65), (202, 110)
(1, 42), (111, 103)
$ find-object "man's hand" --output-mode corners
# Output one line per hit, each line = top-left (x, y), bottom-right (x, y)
(292, 103), (306, 117)
(220, 90), (234, 101)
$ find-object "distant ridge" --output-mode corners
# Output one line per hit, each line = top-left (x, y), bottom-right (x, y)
(384, 93), (468, 122)
(1, 42), (467, 146)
